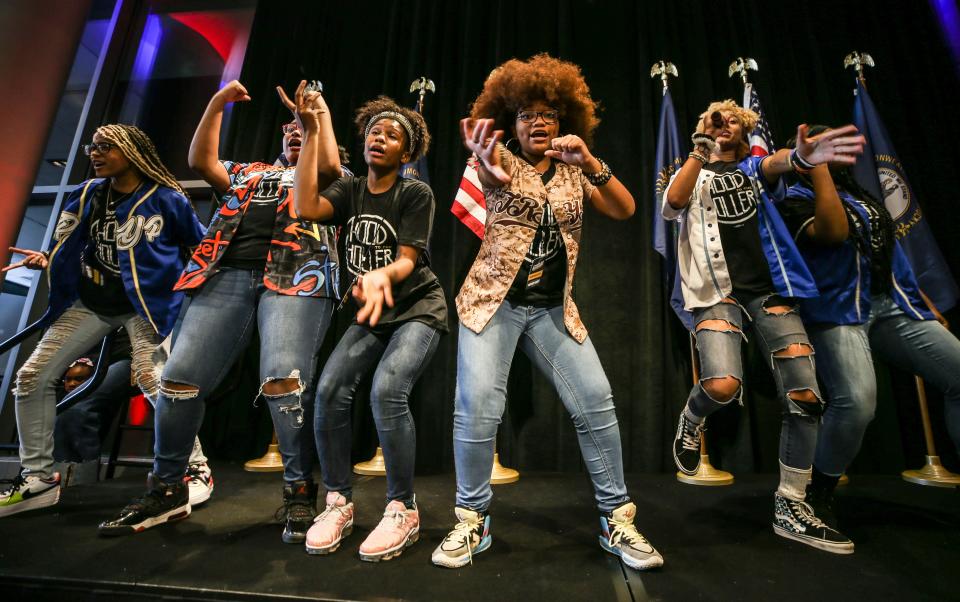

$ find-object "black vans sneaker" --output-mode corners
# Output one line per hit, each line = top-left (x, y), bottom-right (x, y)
(773, 493), (853, 554)
(672, 413), (704, 475)
(98, 473), (190, 536)
(277, 480), (317, 544)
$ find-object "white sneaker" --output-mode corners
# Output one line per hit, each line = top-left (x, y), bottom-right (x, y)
(186, 463), (213, 506)
(0, 471), (61, 517)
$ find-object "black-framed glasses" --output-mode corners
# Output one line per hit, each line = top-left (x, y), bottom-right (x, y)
(516, 109), (559, 124)
(282, 122), (301, 135)
(82, 142), (116, 155)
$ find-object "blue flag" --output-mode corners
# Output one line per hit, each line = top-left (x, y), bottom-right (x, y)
(401, 104), (429, 184)
(653, 89), (694, 330)
(852, 80), (959, 311)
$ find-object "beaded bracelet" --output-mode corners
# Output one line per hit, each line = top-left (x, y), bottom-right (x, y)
(689, 151), (708, 164)
(584, 158), (613, 186)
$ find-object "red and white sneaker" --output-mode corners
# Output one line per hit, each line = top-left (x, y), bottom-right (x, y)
(359, 499), (420, 562)
(305, 492), (353, 555)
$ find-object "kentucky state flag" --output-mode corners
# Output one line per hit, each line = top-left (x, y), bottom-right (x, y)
(852, 80), (959, 311)
(653, 88), (694, 330)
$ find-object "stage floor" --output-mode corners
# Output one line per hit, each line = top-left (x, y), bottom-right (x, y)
(0, 464), (957, 601)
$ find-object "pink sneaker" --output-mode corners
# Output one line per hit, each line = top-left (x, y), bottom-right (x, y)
(305, 492), (353, 555)
(359, 499), (420, 562)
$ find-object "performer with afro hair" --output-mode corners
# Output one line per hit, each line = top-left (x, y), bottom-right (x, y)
(432, 53), (661, 571)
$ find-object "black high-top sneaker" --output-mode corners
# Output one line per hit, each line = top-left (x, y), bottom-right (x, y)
(278, 480), (318, 544)
(98, 473), (190, 536)
(773, 493), (853, 554)
(672, 412), (704, 475)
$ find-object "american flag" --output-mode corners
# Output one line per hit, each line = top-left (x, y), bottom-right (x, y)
(743, 83), (775, 157)
(450, 155), (486, 238)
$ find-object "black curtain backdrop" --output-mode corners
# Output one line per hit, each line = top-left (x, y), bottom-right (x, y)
(199, 0), (960, 477)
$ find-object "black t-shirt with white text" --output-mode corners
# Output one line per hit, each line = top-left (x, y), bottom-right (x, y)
(706, 160), (773, 302)
(507, 161), (567, 306)
(321, 176), (448, 332)
(78, 185), (135, 316)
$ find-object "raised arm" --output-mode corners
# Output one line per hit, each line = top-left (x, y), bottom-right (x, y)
(802, 165), (849, 244)
(760, 124), (865, 184)
(284, 81), (339, 221)
(188, 80), (250, 196)
(665, 112), (723, 210)
(277, 80), (341, 190)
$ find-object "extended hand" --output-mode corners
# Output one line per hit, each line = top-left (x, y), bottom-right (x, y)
(460, 118), (510, 184)
(3, 246), (48, 272)
(544, 134), (594, 168)
(795, 124), (865, 166)
(214, 80), (251, 107)
(353, 270), (395, 327)
(277, 80), (326, 134)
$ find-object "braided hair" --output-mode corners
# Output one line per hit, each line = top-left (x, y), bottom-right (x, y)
(95, 124), (186, 196)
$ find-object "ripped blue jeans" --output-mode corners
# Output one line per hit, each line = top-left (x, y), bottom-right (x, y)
(153, 268), (333, 484)
(686, 294), (822, 469)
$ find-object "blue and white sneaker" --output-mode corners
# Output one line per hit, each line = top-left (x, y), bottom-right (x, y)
(0, 471), (61, 518)
(431, 507), (491, 568)
(600, 502), (664, 570)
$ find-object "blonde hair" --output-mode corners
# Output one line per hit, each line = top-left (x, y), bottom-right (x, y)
(95, 124), (186, 196)
(699, 100), (759, 160)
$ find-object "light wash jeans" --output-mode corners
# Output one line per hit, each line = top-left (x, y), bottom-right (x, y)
(314, 321), (441, 504)
(809, 293), (960, 476)
(686, 294), (823, 470)
(153, 268), (333, 483)
(453, 301), (630, 514)
(15, 301), (163, 478)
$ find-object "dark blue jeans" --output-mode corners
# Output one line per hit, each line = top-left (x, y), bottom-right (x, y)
(314, 321), (441, 504)
(153, 268), (333, 483)
(810, 293), (960, 476)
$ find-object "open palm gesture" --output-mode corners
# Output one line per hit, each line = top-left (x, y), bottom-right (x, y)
(795, 124), (865, 166)
(460, 118), (511, 184)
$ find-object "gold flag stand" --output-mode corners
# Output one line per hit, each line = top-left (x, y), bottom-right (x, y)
(491, 449), (519, 485)
(677, 333), (734, 486)
(354, 446), (387, 476)
(902, 376), (960, 488)
(244, 431), (284, 472)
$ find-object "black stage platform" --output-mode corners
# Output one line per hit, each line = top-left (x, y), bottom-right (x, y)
(1, 463), (957, 601)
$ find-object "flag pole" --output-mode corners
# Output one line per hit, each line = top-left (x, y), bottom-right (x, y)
(244, 430), (284, 472)
(901, 375), (960, 487)
(842, 52), (958, 487)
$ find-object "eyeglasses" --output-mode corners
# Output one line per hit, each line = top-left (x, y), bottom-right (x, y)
(516, 109), (559, 124)
(282, 123), (301, 135)
(82, 142), (116, 155)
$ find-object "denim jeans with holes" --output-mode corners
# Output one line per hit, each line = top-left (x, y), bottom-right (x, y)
(686, 294), (822, 470)
(153, 268), (333, 483)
